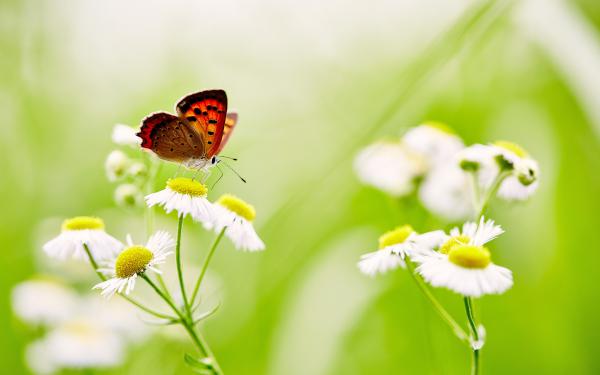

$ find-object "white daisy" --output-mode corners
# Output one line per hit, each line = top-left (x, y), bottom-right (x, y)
(12, 278), (79, 326)
(145, 177), (214, 224)
(114, 183), (143, 208)
(93, 231), (174, 298)
(459, 141), (540, 201)
(354, 140), (425, 197)
(30, 318), (125, 370)
(210, 194), (265, 251)
(419, 162), (476, 221)
(402, 121), (464, 168)
(494, 145), (540, 201)
(416, 217), (512, 297)
(112, 123), (141, 147)
(105, 150), (130, 182)
(357, 225), (446, 276)
(43, 216), (123, 261)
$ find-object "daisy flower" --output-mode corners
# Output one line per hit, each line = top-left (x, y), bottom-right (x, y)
(357, 225), (446, 276)
(43, 216), (122, 261)
(28, 318), (125, 371)
(419, 163), (476, 221)
(210, 194), (265, 251)
(93, 231), (174, 298)
(458, 141), (540, 201)
(416, 217), (513, 297)
(492, 141), (540, 201)
(402, 121), (464, 168)
(111, 123), (141, 147)
(12, 278), (79, 326)
(145, 177), (214, 224)
(354, 141), (425, 197)
(114, 183), (143, 208)
(105, 150), (130, 182)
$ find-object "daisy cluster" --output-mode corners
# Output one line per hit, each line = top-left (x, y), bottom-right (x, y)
(104, 124), (148, 208)
(42, 179), (265, 299)
(358, 217), (512, 298)
(12, 277), (148, 374)
(354, 121), (540, 220)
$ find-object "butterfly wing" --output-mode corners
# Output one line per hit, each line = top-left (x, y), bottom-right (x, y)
(176, 90), (228, 158)
(216, 112), (238, 154)
(137, 112), (204, 162)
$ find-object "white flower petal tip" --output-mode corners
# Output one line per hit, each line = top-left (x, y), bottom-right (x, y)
(43, 217), (123, 261)
(357, 249), (405, 277)
(93, 231), (174, 299)
(145, 178), (215, 225)
(12, 279), (79, 326)
(354, 141), (424, 197)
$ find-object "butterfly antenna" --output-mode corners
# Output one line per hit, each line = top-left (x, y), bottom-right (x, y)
(219, 155), (238, 161)
(211, 165), (225, 190)
(220, 160), (247, 183)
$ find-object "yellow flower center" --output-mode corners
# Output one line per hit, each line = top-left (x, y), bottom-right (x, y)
(217, 194), (256, 221)
(378, 225), (414, 249)
(494, 140), (528, 159)
(423, 121), (455, 135)
(167, 177), (208, 197)
(448, 245), (491, 269)
(440, 235), (471, 254)
(62, 216), (105, 231)
(115, 246), (153, 278)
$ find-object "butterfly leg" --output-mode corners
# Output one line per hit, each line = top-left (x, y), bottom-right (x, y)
(210, 165), (224, 190)
(174, 163), (183, 177)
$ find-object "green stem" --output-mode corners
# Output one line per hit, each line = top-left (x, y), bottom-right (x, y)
(190, 227), (226, 307)
(464, 297), (480, 375)
(175, 216), (192, 319)
(82, 243), (175, 320)
(142, 274), (224, 374)
(405, 257), (469, 344)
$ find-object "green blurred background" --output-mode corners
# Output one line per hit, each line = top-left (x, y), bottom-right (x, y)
(2, 0), (600, 373)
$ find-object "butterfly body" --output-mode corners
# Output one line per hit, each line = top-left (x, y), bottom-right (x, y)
(137, 90), (237, 170)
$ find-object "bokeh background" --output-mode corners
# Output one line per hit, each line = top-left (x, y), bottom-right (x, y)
(2, 0), (600, 373)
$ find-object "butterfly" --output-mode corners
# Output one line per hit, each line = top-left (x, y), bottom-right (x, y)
(136, 89), (238, 170)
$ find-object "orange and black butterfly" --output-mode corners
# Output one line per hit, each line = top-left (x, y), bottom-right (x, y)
(136, 89), (237, 170)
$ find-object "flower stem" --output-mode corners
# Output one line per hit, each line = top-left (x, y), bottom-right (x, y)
(175, 216), (192, 319)
(405, 257), (469, 344)
(464, 297), (480, 375)
(142, 274), (223, 374)
(190, 227), (226, 307)
(82, 243), (174, 320)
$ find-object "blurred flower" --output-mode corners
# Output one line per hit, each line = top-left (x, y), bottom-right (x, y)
(354, 141), (424, 197)
(12, 278), (78, 326)
(210, 194), (265, 251)
(105, 150), (131, 182)
(83, 296), (150, 343)
(43, 216), (122, 261)
(126, 161), (147, 178)
(419, 163), (476, 221)
(416, 217), (512, 297)
(492, 141), (540, 201)
(458, 142), (540, 201)
(114, 183), (143, 208)
(112, 124), (141, 147)
(402, 121), (464, 168)
(357, 225), (445, 276)
(94, 231), (174, 298)
(28, 318), (125, 372)
(145, 177), (214, 224)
